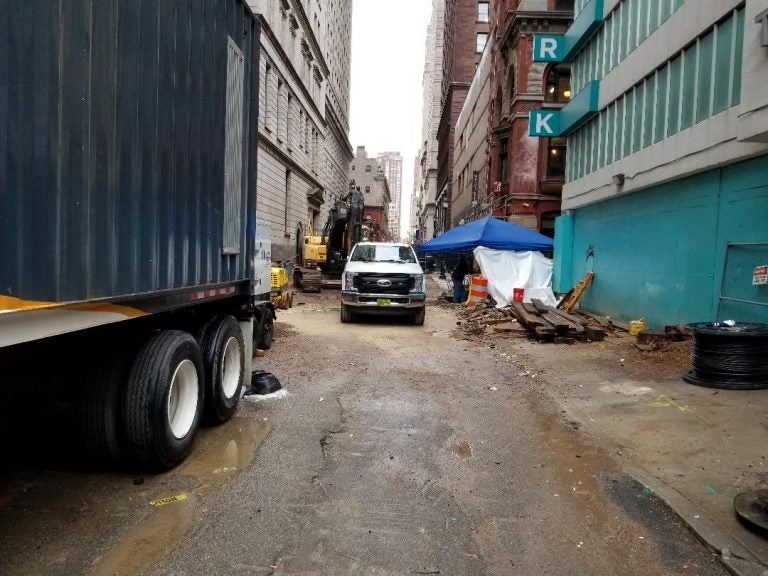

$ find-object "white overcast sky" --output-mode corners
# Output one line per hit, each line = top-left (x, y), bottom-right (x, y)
(349, 0), (434, 239)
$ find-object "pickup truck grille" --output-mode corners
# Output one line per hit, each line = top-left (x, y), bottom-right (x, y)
(355, 273), (412, 295)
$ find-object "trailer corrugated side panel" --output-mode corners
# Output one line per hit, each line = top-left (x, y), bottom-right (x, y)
(0, 0), (260, 305)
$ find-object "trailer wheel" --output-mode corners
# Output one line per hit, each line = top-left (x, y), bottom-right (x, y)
(258, 311), (274, 350)
(198, 315), (244, 425)
(76, 355), (130, 467)
(123, 331), (204, 471)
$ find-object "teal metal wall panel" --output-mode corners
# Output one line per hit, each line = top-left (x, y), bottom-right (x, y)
(566, 155), (768, 328)
(714, 157), (768, 322)
(554, 213), (575, 293)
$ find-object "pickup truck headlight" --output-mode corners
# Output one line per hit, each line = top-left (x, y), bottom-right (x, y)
(344, 272), (358, 291)
(410, 273), (425, 293)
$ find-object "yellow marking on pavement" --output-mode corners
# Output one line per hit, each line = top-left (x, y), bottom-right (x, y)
(649, 395), (688, 411)
(149, 493), (188, 507)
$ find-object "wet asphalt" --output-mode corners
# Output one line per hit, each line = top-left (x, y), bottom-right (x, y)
(0, 288), (730, 575)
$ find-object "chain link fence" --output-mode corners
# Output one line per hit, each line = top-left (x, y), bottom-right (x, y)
(717, 242), (768, 323)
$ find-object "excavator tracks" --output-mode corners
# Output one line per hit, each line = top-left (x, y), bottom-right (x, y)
(294, 267), (323, 292)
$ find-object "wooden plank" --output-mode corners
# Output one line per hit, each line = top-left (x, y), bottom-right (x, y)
(575, 310), (613, 329)
(584, 326), (606, 341)
(546, 307), (589, 327)
(538, 313), (570, 332)
(523, 302), (539, 315)
(509, 302), (544, 329)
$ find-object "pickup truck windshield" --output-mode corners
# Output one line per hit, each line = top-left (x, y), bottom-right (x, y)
(350, 245), (417, 263)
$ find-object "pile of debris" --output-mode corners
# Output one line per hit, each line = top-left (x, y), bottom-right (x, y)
(459, 299), (693, 346)
(458, 299), (608, 344)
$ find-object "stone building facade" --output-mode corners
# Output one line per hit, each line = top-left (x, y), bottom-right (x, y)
(246, 0), (353, 262)
(416, 0), (446, 243)
(350, 146), (391, 242)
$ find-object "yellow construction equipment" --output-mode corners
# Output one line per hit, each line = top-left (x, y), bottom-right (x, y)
(270, 265), (294, 309)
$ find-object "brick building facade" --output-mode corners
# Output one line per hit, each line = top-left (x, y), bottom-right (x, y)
(435, 0), (490, 235)
(487, 0), (572, 236)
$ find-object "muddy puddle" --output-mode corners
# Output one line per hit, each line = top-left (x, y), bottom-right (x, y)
(92, 417), (270, 576)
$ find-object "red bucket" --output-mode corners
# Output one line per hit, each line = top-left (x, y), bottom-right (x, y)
(512, 288), (525, 303)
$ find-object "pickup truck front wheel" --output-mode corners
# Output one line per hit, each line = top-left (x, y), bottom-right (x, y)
(412, 307), (425, 326)
(340, 303), (353, 323)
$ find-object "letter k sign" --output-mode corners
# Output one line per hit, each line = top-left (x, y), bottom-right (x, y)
(529, 110), (561, 137)
(536, 113), (555, 134)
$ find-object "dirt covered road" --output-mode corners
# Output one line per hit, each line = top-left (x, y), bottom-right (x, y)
(0, 282), (729, 575)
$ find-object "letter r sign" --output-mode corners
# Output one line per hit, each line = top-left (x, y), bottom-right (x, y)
(533, 35), (565, 62)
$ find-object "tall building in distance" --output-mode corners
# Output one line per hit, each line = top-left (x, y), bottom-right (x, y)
(435, 0), (490, 236)
(246, 0), (353, 262)
(416, 0), (446, 242)
(376, 152), (403, 241)
(350, 146), (391, 241)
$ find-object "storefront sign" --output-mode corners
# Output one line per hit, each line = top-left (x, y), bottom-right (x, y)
(533, 35), (565, 62)
(529, 111), (561, 136)
(533, 0), (605, 62)
(529, 81), (600, 137)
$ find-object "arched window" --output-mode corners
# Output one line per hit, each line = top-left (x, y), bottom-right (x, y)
(544, 65), (571, 103)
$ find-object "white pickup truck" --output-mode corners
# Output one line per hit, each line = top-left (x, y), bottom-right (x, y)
(340, 242), (427, 325)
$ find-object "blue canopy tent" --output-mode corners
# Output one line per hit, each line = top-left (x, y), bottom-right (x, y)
(419, 216), (554, 253)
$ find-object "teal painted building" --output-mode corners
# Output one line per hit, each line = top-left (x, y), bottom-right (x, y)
(539, 0), (768, 327)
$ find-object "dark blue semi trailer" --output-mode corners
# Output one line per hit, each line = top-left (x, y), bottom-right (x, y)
(0, 0), (274, 471)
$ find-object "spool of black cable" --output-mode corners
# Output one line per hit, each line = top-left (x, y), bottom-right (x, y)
(683, 322), (768, 390)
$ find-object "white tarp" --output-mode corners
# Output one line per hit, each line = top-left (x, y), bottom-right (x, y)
(472, 246), (557, 308)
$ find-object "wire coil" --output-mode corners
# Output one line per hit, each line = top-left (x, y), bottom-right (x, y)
(682, 323), (768, 390)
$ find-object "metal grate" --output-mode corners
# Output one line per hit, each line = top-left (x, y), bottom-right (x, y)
(717, 242), (768, 323)
(223, 37), (245, 254)
(356, 274), (413, 295)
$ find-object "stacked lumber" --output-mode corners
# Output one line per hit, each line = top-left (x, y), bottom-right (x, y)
(507, 299), (597, 343)
(457, 300), (610, 342)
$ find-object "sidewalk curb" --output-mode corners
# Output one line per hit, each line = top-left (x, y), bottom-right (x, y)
(627, 467), (768, 576)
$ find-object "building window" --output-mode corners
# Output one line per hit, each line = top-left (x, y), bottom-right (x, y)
(365, 164), (372, 172)
(498, 138), (509, 183)
(547, 138), (567, 179)
(264, 63), (273, 132)
(545, 65), (571, 103)
(476, 33), (488, 53)
(477, 2), (489, 22)
(554, 0), (574, 10)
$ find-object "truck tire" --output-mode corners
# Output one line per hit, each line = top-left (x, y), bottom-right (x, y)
(257, 310), (274, 350)
(413, 307), (425, 326)
(76, 355), (131, 467)
(198, 315), (244, 426)
(340, 303), (353, 323)
(123, 331), (204, 471)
